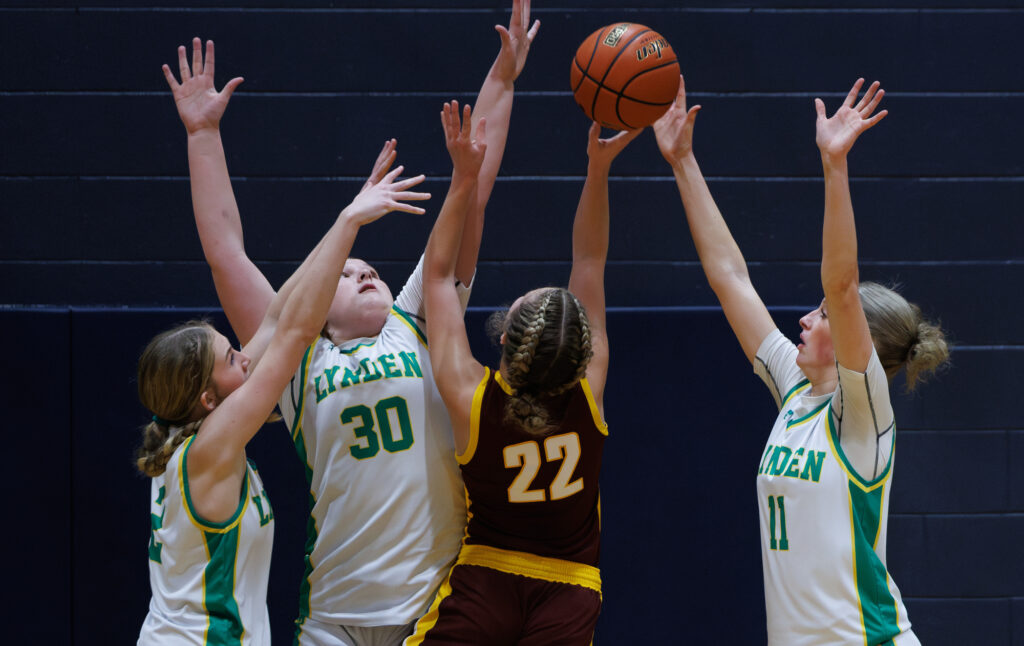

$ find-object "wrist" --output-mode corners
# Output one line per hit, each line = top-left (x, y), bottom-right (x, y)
(667, 151), (697, 174)
(820, 152), (849, 173)
(186, 126), (222, 140)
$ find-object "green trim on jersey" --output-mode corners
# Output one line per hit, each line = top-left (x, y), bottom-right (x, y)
(291, 346), (314, 442)
(291, 424), (320, 623)
(847, 480), (901, 645)
(781, 379), (811, 407)
(785, 397), (830, 431)
(392, 305), (427, 347)
(179, 435), (251, 532)
(202, 527), (245, 645)
(826, 406), (894, 491)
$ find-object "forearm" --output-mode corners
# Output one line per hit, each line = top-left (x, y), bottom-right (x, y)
(572, 161), (611, 266)
(276, 215), (359, 342)
(426, 174), (478, 283)
(453, 67), (514, 284)
(820, 154), (860, 294)
(471, 65), (514, 209)
(187, 129), (245, 262)
(670, 154), (751, 290)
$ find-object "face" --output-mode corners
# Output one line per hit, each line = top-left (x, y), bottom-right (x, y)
(207, 331), (250, 403)
(795, 299), (835, 373)
(326, 258), (395, 340)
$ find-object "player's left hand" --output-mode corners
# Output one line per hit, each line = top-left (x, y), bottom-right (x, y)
(815, 78), (888, 162)
(587, 121), (643, 169)
(494, 0), (541, 82)
(442, 101), (487, 179)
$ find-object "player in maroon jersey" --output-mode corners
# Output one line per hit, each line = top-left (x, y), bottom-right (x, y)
(406, 101), (641, 645)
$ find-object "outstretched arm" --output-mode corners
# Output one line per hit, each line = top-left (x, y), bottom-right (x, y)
(653, 75), (777, 364)
(189, 161), (430, 520)
(567, 123), (642, 408)
(163, 38), (270, 345)
(453, 0), (540, 285)
(424, 102), (488, 453)
(816, 79), (888, 373)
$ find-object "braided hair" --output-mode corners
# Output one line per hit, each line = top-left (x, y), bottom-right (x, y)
(135, 321), (216, 477)
(498, 288), (594, 435)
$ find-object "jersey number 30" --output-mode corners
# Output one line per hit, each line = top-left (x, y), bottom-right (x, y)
(504, 433), (583, 503)
(343, 397), (414, 460)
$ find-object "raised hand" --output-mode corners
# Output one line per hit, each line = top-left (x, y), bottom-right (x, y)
(652, 74), (701, 166)
(815, 78), (887, 161)
(493, 0), (541, 83)
(441, 101), (487, 178)
(586, 121), (643, 170)
(344, 165), (430, 227)
(162, 38), (244, 135)
(360, 139), (398, 194)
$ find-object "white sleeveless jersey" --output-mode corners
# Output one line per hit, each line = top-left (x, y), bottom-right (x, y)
(753, 330), (918, 646)
(139, 434), (274, 645)
(279, 258), (468, 627)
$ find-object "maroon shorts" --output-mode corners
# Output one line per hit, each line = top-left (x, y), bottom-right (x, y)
(407, 563), (601, 646)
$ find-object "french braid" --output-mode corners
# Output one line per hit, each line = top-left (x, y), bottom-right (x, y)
(499, 288), (594, 435)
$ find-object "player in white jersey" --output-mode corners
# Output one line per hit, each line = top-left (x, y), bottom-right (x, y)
(170, 4), (540, 644)
(653, 76), (950, 644)
(140, 40), (430, 644)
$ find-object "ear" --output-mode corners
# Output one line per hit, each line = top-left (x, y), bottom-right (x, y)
(499, 331), (507, 346)
(199, 389), (218, 412)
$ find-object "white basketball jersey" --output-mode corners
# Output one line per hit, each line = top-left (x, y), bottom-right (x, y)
(139, 434), (274, 645)
(753, 330), (918, 646)
(279, 258), (468, 627)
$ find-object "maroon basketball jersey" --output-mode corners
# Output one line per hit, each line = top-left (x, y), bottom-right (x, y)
(458, 367), (608, 567)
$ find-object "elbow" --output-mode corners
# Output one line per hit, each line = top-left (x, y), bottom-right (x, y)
(821, 266), (860, 297)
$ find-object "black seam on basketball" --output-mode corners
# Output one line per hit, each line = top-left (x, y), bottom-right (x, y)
(615, 57), (678, 127)
(590, 28), (652, 124)
(579, 25), (607, 87)
(619, 59), (679, 102)
(571, 58), (589, 94)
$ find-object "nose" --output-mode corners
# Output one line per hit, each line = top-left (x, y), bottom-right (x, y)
(358, 269), (371, 282)
(240, 352), (251, 369)
(799, 312), (812, 330)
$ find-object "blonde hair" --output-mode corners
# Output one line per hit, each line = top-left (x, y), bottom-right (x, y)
(859, 281), (950, 391)
(498, 288), (593, 435)
(135, 321), (216, 477)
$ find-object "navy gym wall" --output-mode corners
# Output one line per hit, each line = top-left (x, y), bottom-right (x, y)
(2, 2), (1021, 644)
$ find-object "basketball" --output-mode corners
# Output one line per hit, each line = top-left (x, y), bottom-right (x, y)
(570, 23), (680, 130)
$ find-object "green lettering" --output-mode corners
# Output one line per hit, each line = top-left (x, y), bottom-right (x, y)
(379, 353), (403, 379)
(767, 446), (792, 476)
(800, 450), (826, 482)
(399, 351), (423, 378)
(359, 358), (383, 383)
(252, 490), (274, 527)
(758, 444), (774, 475)
(323, 366), (340, 393)
(314, 376), (330, 403)
(784, 448), (804, 478)
(339, 366), (361, 388)
(149, 486), (166, 563)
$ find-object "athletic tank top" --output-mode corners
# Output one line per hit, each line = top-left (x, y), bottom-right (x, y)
(139, 434), (274, 645)
(458, 368), (608, 566)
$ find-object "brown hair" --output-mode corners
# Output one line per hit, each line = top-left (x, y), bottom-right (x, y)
(497, 288), (593, 435)
(859, 281), (950, 391)
(135, 321), (216, 477)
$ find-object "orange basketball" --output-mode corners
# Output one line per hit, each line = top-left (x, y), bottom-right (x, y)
(570, 23), (680, 130)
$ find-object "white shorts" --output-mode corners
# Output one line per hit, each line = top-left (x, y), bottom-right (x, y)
(294, 616), (416, 646)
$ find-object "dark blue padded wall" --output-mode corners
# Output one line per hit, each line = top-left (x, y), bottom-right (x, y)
(2, 1), (1020, 644)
